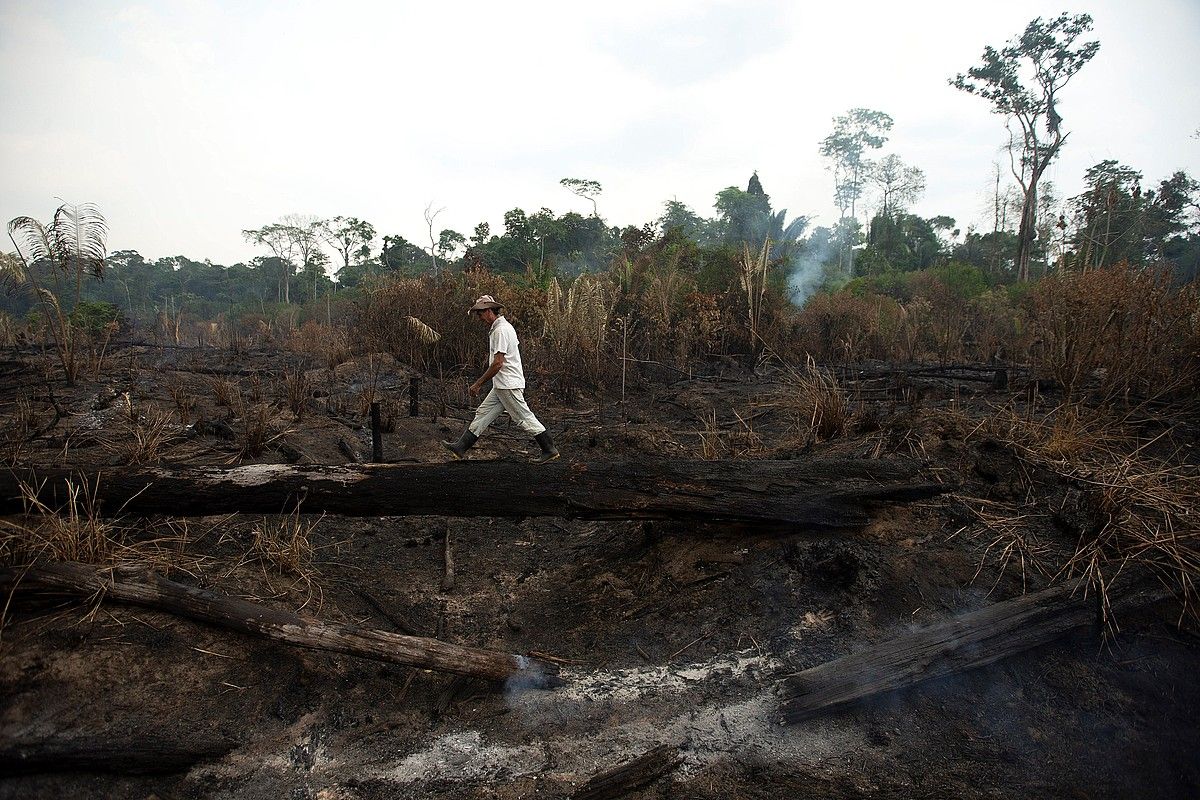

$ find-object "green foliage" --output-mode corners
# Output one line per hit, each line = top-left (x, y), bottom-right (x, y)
(1068, 162), (1200, 271)
(69, 300), (122, 334)
(951, 14), (1099, 120)
(952, 229), (1019, 277)
(714, 186), (771, 247)
(379, 234), (428, 275)
(925, 263), (990, 298)
(658, 200), (705, 240)
(437, 229), (466, 261)
(7, 202), (110, 382)
(859, 213), (945, 274)
(467, 208), (616, 276)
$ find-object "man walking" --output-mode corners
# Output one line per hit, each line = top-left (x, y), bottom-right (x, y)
(442, 294), (559, 463)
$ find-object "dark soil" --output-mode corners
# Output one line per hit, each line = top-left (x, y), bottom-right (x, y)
(1, 344), (1198, 798)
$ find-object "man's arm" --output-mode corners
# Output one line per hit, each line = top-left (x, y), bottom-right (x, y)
(470, 352), (505, 395)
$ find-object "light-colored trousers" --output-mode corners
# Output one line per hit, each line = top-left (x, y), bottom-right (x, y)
(468, 387), (546, 437)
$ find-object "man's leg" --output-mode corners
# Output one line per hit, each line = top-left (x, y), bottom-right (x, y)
(469, 388), (507, 436)
(496, 389), (558, 463)
(442, 388), (503, 459)
(495, 388), (545, 435)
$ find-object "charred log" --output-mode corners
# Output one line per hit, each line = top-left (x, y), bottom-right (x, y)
(777, 582), (1168, 724)
(0, 562), (560, 687)
(0, 458), (949, 528)
(571, 744), (682, 800)
(0, 737), (238, 776)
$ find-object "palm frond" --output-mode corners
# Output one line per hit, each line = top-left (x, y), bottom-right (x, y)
(780, 215), (809, 242)
(52, 202), (108, 279)
(404, 315), (441, 344)
(0, 252), (24, 296)
(7, 215), (54, 266)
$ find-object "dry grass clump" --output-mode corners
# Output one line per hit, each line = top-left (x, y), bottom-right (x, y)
(959, 499), (1056, 593)
(215, 509), (324, 606)
(977, 403), (1199, 623)
(232, 401), (277, 460)
(93, 400), (183, 465)
(250, 512), (318, 578)
(1025, 264), (1200, 402)
(208, 377), (239, 409)
(246, 374), (263, 403)
(123, 405), (180, 464)
(165, 374), (196, 425)
(791, 356), (852, 441)
(0, 311), (19, 346)
(694, 407), (764, 460)
(792, 292), (898, 362)
(0, 478), (189, 570)
(290, 321), (353, 370)
(283, 366), (311, 420)
(9, 397), (41, 440)
(696, 409), (725, 460)
(357, 277), (479, 371)
(543, 275), (617, 394)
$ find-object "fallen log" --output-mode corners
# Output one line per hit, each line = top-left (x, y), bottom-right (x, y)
(0, 737), (238, 776)
(0, 458), (948, 528)
(1, 562), (560, 687)
(777, 582), (1168, 724)
(571, 744), (682, 800)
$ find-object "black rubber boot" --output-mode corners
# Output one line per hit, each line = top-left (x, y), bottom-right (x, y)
(532, 431), (560, 464)
(441, 430), (478, 459)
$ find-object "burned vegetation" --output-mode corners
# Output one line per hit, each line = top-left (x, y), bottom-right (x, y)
(1, 247), (1198, 800)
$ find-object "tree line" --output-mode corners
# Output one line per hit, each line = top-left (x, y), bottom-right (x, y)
(3, 12), (1197, 331)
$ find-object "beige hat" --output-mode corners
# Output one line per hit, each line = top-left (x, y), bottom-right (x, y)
(469, 294), (503, 312)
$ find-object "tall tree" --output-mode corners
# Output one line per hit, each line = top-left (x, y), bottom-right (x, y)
(280, 215), (325, 290)
(437, 229), (466, 263)
(658, 200), (706, 240)
(952, 13), (1099, 282)
(867, 155), (926, 218)
(470, 222), (491, 248)
(424, 203), (445, 277)
(820, 108), (893, 276)
(243, 224), (297, 303)
(560, 178), (603, 217)
(713, 173), (776, 247)
(321, 216), (376, 276)
(379, 234), (426, 275)
(244, 216), (325, 303)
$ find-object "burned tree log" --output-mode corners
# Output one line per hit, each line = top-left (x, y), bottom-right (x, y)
(0, 737), (238, 776)
(1, 562), (559, 687)
(571, 744), (682, 800)
(0, 458), (948, 528)
(777, 582), (1168, 724)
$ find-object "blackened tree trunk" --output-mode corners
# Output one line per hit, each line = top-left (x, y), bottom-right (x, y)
(0, 458), (948, 529)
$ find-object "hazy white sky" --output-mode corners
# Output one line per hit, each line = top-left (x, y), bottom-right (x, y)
(2, 0), (1198, 267)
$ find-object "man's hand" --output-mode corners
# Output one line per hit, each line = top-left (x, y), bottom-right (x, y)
(470, 353), (505, 398)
